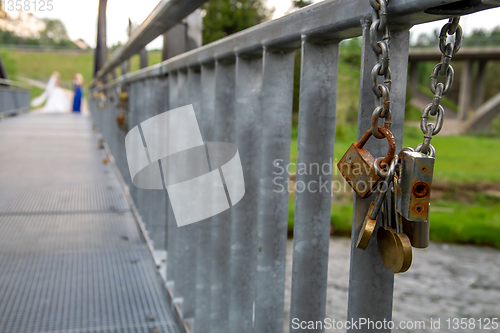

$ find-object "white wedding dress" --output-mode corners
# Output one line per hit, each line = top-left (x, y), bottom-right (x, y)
(31, 75), (70, 113)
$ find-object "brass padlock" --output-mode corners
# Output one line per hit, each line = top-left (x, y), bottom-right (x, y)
(117, 91), (129, 109)
(338, 126), (396, 198)
(396, 145), (435, 248)
(378, 179), (412, 273)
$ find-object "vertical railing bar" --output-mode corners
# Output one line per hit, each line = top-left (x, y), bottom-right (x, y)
(127, 81), (141, 218)
(142, 76), (169, 250)
(173, 68), (198, 320)
(228, 54), (263, 333)
(166, 71), (179, 293)
(209, 59), (236, 333)
(193, 63), (216, 333)
(289, 36), (340, 333)
(346, 23), (410, 333)
(254, 48), (295, 333)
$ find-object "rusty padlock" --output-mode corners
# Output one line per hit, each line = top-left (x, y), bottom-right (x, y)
(116, 111), (128, 132)
(338, 126), (396, 198)
(395, 145), (435, 248)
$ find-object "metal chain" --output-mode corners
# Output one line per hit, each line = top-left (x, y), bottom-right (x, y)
(419, 17), (463, 154)
(369, 0), (393, 139)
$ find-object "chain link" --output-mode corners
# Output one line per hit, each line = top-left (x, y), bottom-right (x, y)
(418, 17), (463, 155)
(369, 0), (393, 139)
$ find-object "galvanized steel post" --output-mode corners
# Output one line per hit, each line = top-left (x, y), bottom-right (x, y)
(289, 37), (339, 333)
(194, 64), (216, 333)
(209, 60), (236, 333)
(173, 68), (198, 320)
(346, 23), (410, 332)
(228, 55), (263, 333)
(255, 48), (295, 333)
(166, 71), (180, 292)
(140, 77), (168, 250)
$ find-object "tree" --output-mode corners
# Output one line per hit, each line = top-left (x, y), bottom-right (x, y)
(40, 19), (69, 44)
(202, 0), (273, 44)
(292, 0), (312, 8)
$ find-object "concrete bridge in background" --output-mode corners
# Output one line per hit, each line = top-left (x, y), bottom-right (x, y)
(409, 46), (500, 133)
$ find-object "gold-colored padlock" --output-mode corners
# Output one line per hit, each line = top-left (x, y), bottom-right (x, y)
(357, 202), (377, 250)
(117, 91), (129, 109)
(392, 213), (412, 274)
(377, 173), (412, 273)
(338, 126), (396, 198)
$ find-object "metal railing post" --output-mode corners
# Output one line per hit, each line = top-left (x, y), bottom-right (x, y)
(289, 37), (339, 333)
(94, 0), (108, 76)
(209, 59), (236, 333)
(194, 63), (216, 333)
(163, 10), (202, 61)
(227, 55), (263, 333)
(346, 24), (410, 332)
(173, 68), (198, 320)
(139, 48), (148, 69)
(127, 82), (141, 206)
(140, 77), (168, 249)
(254, 48), (295, 333)
(166, 71), (180, 291)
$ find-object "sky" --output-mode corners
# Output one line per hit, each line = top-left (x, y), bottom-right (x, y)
(26, 0), (500, 49)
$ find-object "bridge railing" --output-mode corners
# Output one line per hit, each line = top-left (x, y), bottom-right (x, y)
(0, 79), (30, 117)
(88, 1), (499, 332)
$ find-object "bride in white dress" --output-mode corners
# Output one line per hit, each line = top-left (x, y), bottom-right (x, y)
(31, 72), (70, 113)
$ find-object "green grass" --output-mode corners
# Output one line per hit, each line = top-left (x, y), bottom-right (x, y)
(287, 195), (500, 248)
(10, 50), (163, 86)
(402, 127), (500, 183)
(430, 197), (500, 248)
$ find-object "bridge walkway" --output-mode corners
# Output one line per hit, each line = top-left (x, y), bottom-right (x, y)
(0, 113), (181, 333)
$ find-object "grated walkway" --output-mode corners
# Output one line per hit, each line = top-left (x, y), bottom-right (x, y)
(0, 113), (181, 333)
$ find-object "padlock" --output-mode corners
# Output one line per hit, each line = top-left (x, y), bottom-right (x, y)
(402, 212), (430, 249)
(116, 111), (128, 132)
(378, 177), (412, 273)
(356, 155), (397, 250)
(396, 146), (434, 221)
(117, 91), (129, 109)
(395, 146), (434, 248)
(338, 126), (396, 198)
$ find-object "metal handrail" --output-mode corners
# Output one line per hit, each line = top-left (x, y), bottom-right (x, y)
(0, 78), (30, 90)
(92, 0), (209, 86)
(93, 0), (498, 90)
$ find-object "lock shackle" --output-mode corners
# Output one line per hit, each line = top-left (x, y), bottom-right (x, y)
(356, 126), (396, 168)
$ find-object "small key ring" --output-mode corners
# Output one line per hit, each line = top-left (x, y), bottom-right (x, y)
(373, 154), (396, 179)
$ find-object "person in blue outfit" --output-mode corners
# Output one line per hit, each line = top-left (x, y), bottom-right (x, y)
(72, 73), (83, 113)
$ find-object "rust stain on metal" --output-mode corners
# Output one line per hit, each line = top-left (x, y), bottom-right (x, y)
(412, 181), (430, 198)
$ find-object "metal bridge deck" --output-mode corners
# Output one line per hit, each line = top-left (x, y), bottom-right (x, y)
(0, 113), (180, 333)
